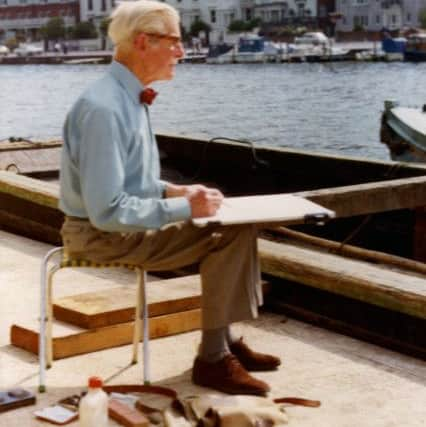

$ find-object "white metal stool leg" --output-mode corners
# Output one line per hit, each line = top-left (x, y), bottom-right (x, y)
(131, 270), (150, 384)
(132, 269), (142, 363)
(142, 271), (149, 384)
(39, 246), (62, 393)
(46, 264), (60, 368)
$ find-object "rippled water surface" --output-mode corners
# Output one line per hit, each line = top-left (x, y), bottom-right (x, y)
(1, 61), (426, 160)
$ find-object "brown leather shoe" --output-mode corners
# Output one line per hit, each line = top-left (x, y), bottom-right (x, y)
(230, 338), (281, 371)
(192, 354), (270, 396)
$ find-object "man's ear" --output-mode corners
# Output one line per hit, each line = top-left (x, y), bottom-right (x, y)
(134, 33), (147, 54)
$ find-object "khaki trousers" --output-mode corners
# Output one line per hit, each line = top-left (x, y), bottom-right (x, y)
(60, 217), (262, 330)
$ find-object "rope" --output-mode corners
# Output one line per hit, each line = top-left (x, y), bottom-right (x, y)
(191, 136), (269, 180)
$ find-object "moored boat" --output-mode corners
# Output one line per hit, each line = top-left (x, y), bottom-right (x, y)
(206, 35), (282, 64)
(380, 100), (426, 163)
(1, 134), (426, 358)
(404, 32), (426, 62)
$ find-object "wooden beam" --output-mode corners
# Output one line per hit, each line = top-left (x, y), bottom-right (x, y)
(10, 309), (201, 360)
(0, 139), (62, 152)
(0, 171), (58, 208)
(2, 170), (426, 219)
(268, 226), (426, 276)
(295, 175), (426, 217)
(258, 238), (426, 319)
(54, 275), (201, 329)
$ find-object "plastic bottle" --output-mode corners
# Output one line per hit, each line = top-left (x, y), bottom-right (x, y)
(79, 376), (109, 427)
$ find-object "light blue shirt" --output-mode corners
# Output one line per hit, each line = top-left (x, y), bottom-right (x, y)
(59, 61), (191, 231)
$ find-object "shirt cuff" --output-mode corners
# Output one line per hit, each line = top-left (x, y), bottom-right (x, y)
(159, 180), (168, 198)
(163, 197), (191, 223)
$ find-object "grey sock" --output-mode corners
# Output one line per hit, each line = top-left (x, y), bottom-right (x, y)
(200, 327), (230, 362)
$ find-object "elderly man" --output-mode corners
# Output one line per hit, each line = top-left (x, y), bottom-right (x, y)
(59, 0), (280, 396)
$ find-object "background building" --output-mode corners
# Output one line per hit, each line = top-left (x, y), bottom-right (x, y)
(253, 0), (318, 23)
(165, 0), (243, 44)
(0, 0), (79, 42)
(336, 0), (426, 33)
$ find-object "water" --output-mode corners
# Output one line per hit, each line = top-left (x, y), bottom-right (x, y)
(1, 61), (426, 160)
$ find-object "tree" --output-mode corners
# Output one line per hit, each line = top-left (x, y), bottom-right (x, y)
(72, 21), (98, 39)
(5, 37), (19, 51)
(40, 17), (65, 41)
(190, 19), (211, 45)
(190, 19), (211, 36)
(99, 18), (110, 49)
(228, 18), (261, 33)
(419, 8), (426, 29)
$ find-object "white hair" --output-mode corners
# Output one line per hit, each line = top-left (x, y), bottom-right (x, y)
(108, 0), (180, 50)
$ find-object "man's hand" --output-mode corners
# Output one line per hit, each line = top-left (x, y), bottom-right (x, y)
(164, 183), (224, 217)
(187, 186), (223, 218)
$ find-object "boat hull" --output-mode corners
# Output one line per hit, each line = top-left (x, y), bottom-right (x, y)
(380, 102), (426, 163)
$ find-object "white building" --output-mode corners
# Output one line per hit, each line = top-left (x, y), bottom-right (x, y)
(80, 0), (113, 28)
(0, 0), (79, 41)
(335, 0), (426, 32)
(165, 0), (244, 44)
(253, 0), (318, 23)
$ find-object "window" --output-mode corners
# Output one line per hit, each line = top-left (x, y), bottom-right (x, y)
(392, 14), (396, 24)
(88, 0), (92, 10)
(245, 8), (251, 20)
(376, 14), (380, 24)
(210, 9), (216, 23)
(407, 13), (411, 21)
(101, 0), (106, 11)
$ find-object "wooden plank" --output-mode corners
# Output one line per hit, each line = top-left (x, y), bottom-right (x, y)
(2, 170), (426, 218)
(0, 148), (61, 174)
(53, 275), (201, 329)
(10, 309), (201, 359)
(0, 171), (58, 208)
(295, 175), (426, 217)
(258, 238), (426, 319)
(0, 139), (62, 152)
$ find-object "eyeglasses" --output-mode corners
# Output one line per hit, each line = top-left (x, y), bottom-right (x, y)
(143, 32), (183, 51)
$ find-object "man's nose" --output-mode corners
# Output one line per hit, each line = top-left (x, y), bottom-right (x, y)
(174, 42), (185, 58)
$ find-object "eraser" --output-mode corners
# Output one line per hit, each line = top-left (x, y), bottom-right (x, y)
(108, 398), (149, 427)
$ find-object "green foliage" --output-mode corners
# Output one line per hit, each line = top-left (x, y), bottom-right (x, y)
(353, 23), (365, 32)
(5, 37), (19, 50)
(419, 8), (426, 29)
(190, 19), (211, 36)
(72, 21), (98, 39)
(99, 18), (110, 38)
(228, 18), (261, 33)
(41, 17), (65, 41)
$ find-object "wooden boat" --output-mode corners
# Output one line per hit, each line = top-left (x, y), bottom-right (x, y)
(1, 134), (426, 358)
(0, 138), (61, 178)
(380, 100), (426, 163)
(404, 32), (426, 62)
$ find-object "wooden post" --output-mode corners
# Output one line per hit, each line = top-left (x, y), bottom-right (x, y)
(414, 207), (426, 263)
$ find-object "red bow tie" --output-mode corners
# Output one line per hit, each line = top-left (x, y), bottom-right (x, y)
(139, 88), (158, 105)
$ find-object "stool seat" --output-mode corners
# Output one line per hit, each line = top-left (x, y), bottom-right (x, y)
(59, 257), (137, 270)
(39, 246), (149, 392)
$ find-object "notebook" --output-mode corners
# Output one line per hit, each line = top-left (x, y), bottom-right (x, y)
(192, 194), (335, 227)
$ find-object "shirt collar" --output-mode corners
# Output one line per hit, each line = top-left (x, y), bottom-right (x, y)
(108, 60), (144, 105)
